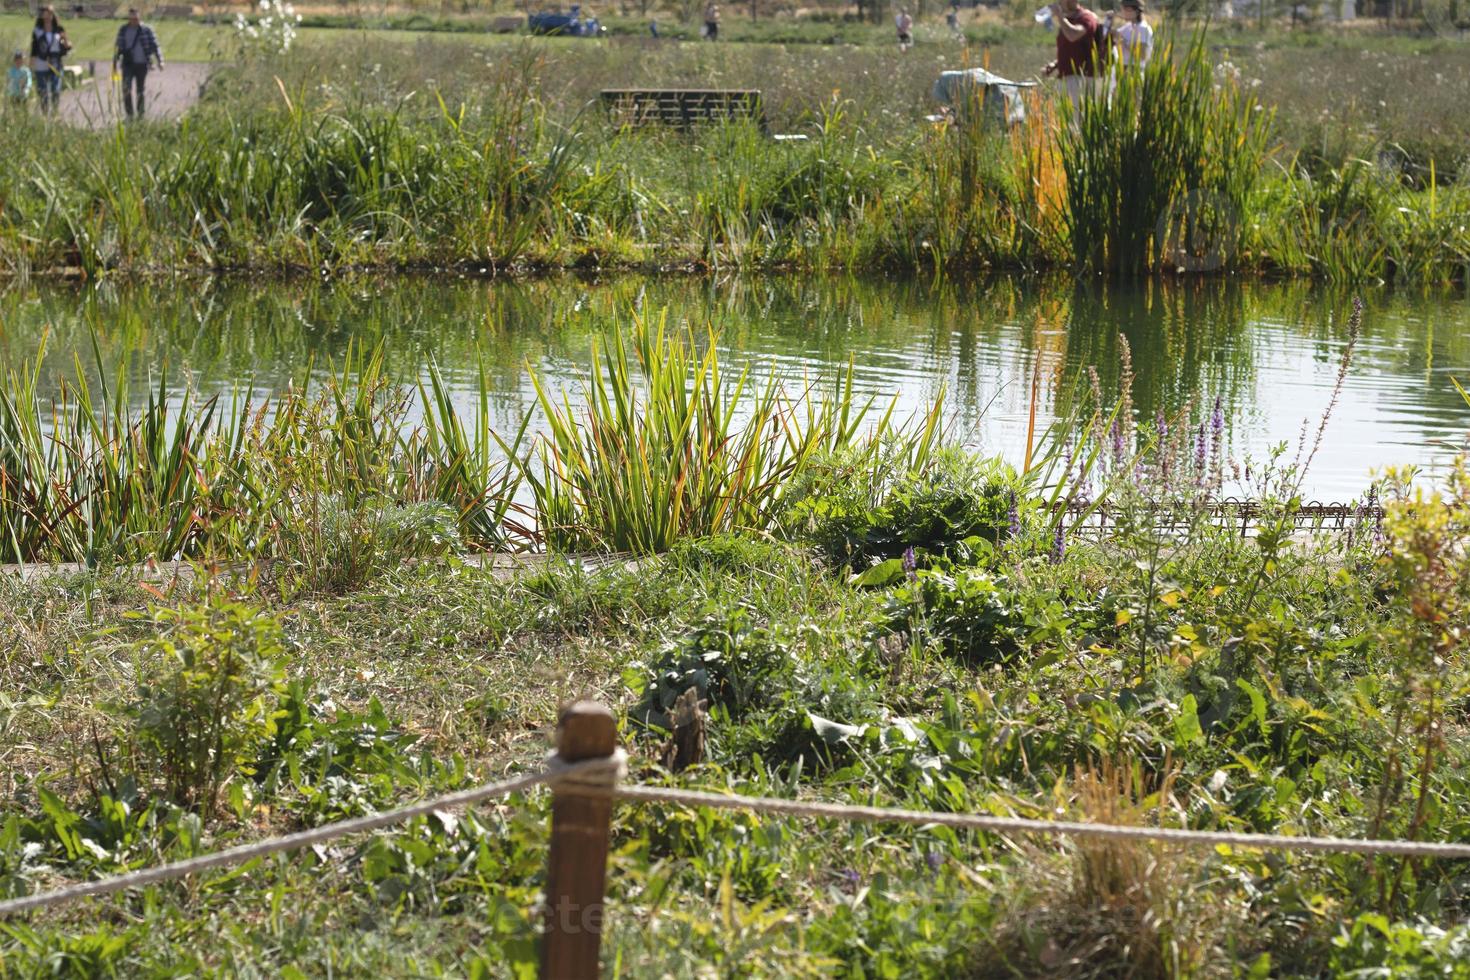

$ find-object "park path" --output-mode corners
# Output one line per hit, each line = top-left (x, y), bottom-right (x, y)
(58, 61), (211, 129)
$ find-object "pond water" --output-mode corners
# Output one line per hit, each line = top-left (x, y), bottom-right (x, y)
(1, 275), (1466, 502)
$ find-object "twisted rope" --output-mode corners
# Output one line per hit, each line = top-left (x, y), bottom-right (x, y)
(0, 761), (585, 917)
(612, 785), (1470, 859)
(8, 750), (1470, 919)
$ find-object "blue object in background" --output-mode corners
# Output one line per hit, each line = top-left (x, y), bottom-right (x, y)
(528, 5), (603, 35)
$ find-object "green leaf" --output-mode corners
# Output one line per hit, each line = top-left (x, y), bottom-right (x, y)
(1235, 678), (1268, 736)
(849, 558), (904, 589)
(1174, 694), (1204, 749)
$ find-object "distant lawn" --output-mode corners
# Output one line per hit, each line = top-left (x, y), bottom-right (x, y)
(0, 14), (543, 63)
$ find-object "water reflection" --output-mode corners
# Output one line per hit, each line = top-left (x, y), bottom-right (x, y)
(0, 274), (1464, 499)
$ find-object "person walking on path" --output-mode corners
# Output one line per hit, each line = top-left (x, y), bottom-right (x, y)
(113, 7), (163, 121)
(1040, 0), (1101, 109)
(702, 2), (720, 40)
(895, 9), (914, 50)
(945, 5), (964, 40)
(7, 50), (32, 110)
(29, 5), (69, 116)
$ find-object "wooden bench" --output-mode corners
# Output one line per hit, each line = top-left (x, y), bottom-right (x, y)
(69, 3), (118, 18)
(490, 15), (523, 31)
(153, 4), (195, 18)
(600, 89), (766, 133)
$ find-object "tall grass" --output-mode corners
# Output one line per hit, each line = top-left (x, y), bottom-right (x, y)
(518, 312), (945, 554)
(1252, 156), (1470, 284)
(0, 339), (521, 567)
(1, 314), (950, 563)
(1061, 39), (1274, 276)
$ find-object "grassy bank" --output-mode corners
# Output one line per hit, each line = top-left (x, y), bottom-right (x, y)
(4, 332), (1469, 974)
(0, 28), (1466, 282)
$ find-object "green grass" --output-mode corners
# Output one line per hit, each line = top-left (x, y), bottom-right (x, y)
(0, 13), (228, 62)
(0, 27), (1467, 282)
(3, 434), (1469, 975)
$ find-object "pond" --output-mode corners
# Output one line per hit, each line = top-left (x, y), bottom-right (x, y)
(1, 275), (1466, 502)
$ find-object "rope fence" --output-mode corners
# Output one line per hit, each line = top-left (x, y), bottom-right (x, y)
(3, 701), (1467, 976)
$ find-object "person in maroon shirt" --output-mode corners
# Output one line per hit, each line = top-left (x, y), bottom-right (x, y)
(1042, 0), (1102, 108)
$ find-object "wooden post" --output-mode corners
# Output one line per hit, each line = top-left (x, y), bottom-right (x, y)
(541, 701), (618, 980)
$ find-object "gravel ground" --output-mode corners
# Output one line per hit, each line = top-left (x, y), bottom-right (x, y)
(57, 60), (211, 128)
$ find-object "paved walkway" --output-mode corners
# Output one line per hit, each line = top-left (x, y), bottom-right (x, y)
(57, 61), (211, 129)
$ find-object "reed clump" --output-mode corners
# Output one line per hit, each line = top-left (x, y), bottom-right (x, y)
(0, 341), (520, 571)
(1061, 39), (1274, 277)
(519, 312), (945, 554)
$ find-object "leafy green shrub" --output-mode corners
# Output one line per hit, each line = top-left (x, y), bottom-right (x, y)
(780, 448), (1023, 568)
(115, 600), (289, 815)
(631, 604), (800, 729)
(629, 602), (886, 770)
(1330, 916), (1470, 977)
(260, 694), (432, 825)
(892, 567), (1083, 667)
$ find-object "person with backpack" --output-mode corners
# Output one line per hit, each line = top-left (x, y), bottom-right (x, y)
(113, 7), (163, 121)
(29, 5), (70, 116)
(1040, 0), (1103, 110)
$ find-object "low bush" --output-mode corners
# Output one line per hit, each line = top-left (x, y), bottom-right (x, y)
(112, 599), (289, 815)
(779, 447), (1026, 568)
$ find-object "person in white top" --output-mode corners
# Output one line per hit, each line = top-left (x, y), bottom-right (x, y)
(896, 9), (914, 51)
(1112, 0), (1152, 69)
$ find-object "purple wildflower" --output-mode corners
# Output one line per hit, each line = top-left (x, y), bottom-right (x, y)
(902, 546), (918, 581)
(1195, 422), (1207, 479)
(838, 868), (861, 891)
(925, 851), (942, 875)
(1051, 518), (1066, 564)
(1211, 396), (1225, 455)
(1007, 490), (1021, 540)
(1111, 419), (1126, 468)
